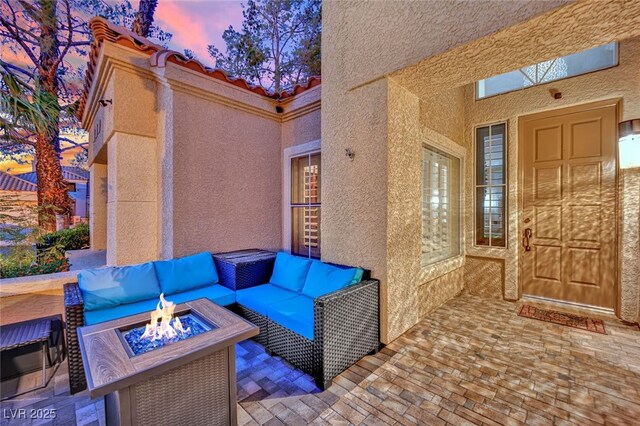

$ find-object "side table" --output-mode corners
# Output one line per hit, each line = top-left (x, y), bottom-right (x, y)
(213, 249), (276, 290)
(0, 315), (63, 400)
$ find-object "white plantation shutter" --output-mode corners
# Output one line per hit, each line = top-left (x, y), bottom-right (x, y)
(422, 147), (461, 265)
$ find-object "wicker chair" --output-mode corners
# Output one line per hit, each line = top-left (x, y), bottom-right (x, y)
(262, 279), (379, 389)
(63, 282), (87, 395)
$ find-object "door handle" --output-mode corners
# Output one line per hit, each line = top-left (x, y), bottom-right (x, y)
(523, 228), (532, 252)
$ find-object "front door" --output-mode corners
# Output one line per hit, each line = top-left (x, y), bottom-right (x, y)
(521, 100), (617, 308)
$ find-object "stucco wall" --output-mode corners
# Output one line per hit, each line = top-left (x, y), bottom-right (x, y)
(323, 0), (640, 342)
(322, 0), (569, 91)
(463, 37), (640, 320)
(170, 90), (283, 257)
(322, 0), (567, 344)
(281, 109), (321, 150)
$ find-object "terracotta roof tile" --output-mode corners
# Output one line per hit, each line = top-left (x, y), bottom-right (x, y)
(77, 17), (321, 120)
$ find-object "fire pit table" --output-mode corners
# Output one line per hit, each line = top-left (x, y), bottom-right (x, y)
(77, 298), (258, 426)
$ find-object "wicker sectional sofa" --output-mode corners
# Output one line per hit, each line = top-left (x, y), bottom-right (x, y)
(64, 251), (380, 394)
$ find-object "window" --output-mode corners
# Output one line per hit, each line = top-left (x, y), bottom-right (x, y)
(475, 123), (506, 247)
(291, 152), (321, 258)
(476, 43), (618, 99)
(422, 146), (461, 266)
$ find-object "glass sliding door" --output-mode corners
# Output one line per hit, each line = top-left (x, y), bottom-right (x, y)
(291, 152), (321, 258)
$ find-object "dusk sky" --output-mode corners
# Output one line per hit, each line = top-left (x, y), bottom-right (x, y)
(0, 0), (246, 174)
(152, 0), (245, 65)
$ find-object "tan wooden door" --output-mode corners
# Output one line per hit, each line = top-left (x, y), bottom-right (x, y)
(521, 101), (617, 308)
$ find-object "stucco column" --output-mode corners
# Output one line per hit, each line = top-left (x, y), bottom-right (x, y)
(89, 163), (107, 250)
(107, 133), (158, 266)
(620, 168), (640, 322)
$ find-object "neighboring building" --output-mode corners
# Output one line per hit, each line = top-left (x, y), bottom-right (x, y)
(79, 0), (640, 345)
(0, 171), (38, 225)
(15, 165), (90, 221)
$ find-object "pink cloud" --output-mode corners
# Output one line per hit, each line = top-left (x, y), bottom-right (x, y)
(153, 0), (244, 67)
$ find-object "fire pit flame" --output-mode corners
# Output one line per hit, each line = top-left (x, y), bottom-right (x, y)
(140, 293), (191, 341)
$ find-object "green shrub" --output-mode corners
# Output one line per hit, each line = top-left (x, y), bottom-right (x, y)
(0, 249), (70, 279)
(37, 223), (90, 251)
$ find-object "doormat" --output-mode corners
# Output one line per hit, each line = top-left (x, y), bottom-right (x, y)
(518, 305), (606, 334)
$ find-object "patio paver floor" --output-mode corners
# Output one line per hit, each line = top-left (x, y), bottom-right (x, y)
(1, 293), (639, 425)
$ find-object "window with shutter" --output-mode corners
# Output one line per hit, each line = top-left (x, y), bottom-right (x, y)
(475, 123), (507, 247)
(422, 146), (461, 266)
(291, 152), (321, 258)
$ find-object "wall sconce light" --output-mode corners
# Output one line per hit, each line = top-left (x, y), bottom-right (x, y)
(99, 99), (112, 107)
(619, 119), (640, 169)
(345, 148), (355, 161)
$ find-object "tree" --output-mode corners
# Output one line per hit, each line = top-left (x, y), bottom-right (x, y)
(208, 0), (321, 94)
(132, 0), (158, 37)
(0, 0), (170, 230)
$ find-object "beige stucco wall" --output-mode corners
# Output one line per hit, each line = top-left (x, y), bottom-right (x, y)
(281, 86), (321, 150)
(321, 0), (567, 344)
(84, 41), (322, 265)
(463, 37), (640, 320)
(170, 90), (283, 257)
(323, 0), (640, 343)
(322, 0), (570, 91)
(89, 163), (107, 250)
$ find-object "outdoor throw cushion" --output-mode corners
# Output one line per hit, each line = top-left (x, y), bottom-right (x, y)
(236, 283), (299, 316)
(154, 252), (219, 296)
(84, 298), (159, 326)
(267, 295), (315, 340)
(269, 252), (313, 292)
(301, 261), (361, 299)
(78, 262), (160, 311)
(167, 284), (235, 307)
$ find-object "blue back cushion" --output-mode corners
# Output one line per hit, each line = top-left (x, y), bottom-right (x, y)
(269, 252), (312, 292)
(154, 252), (219, 296)
(78, 262), (161, 311)
(301, 261), (360, 299)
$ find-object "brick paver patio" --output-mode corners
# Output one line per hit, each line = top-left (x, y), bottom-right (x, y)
(1, 293), (639, 425)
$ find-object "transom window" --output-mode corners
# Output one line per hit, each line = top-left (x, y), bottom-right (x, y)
(290, 153), (321, 258)
(475, 123), (507, 247)
(422, 146), (461, 266)
(476, 42), (618, 99)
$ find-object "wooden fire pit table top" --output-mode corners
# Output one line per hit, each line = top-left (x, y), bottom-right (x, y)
(77, 298), (258, 399)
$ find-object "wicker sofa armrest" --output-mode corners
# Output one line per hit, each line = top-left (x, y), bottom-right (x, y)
(313, 279), (380, 389)
(63, 282), (87, 394)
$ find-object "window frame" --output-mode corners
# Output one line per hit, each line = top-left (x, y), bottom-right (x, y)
(283, 140), (321, 258)
(475, 42), (619, 100)
(473, 121), (508, 249)
(421, 143), (464, 268)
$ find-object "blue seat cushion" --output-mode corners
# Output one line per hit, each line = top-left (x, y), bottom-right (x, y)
(269, 252), (312, 292)
(84, 298), (159, 325)
(236, 284), (299, 316)
(166, 284), (235, 307)
(78, 262), (160, 311)
(301, 261), (361, 299)
(154, 252), (219, 296)
(84, 285), (235, 326)
(267, 295), (315, 340)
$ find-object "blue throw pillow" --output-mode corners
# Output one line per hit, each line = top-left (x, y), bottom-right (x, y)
(269, 252), (312, 292)
(78, 262), (161, 311)
(301, 261), (360, 299)
(154, 252), (219, 296)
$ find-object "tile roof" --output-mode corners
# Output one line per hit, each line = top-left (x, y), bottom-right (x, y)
(16, 167), (89, 185)
(0, 171), (38, 192)
(77, 17), (321, 120)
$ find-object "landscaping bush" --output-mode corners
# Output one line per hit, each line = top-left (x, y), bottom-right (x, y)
(37, 223), (90, 251)
(0, 249), (70, 279)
